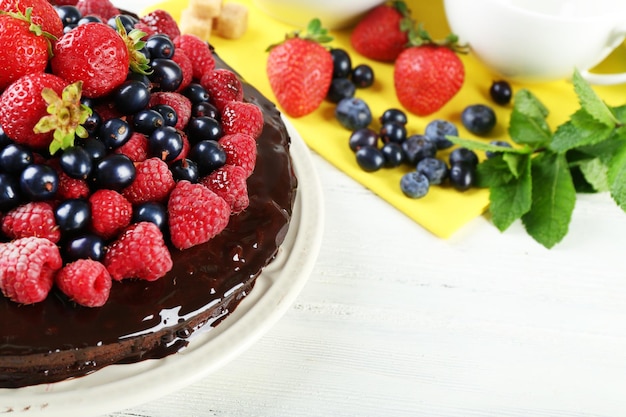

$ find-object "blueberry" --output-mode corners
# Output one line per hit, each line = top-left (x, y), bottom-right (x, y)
(486, 140), (513, 159)
(149, 58), (183, 92)
(380, 108), (407, 126)
(60, 146), (92, 179)
(449, 147), (479, 167)
(351, 64), (374, 88)
(335, 97), (372, 131)
(145, 34), (175, 59)
(0, 143), (33, 174)
(424, 119), (458, 150)
(355, 146), (384, 172)
(0, 173), (20, 211)
(461, 104), (497, 135)
(449, 163), (476, 191)
(380, 142), (405, 168)
(54, 199), (91, 233)
(490, 80), (513, 105)
(380, 122), (406, 144)
(401, 135), (437, 165)
(64, 234), (106, 262)
(114, 80), (150, 115)
(92, 154), (136, 190)
(149, 126), (184, 161)
(416, 157), (448, 185)
(132, 202), (168, 233)
(400, 172), (429, 198)
(98, 118), (131, 149)
(326, 78), (356, 103)
(348, 128), (378, 152)
(189, 140), (226, 176)
(20, 164), (58, 200)
(330, 48), (352, 79)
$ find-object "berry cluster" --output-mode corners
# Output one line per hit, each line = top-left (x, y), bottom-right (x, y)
(0, 0), (261, 307)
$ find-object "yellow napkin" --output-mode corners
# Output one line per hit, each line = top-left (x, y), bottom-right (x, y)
(146, 0), (626, 238)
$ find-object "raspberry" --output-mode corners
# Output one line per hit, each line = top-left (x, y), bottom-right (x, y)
(218, 133), (257, 177)
(174, 34), (216, 80)
(121, 158), (175, 205)
(55, 259), (112, 307)
(89, 189), (133, 240)
(138, 9), (181, 40)
(56, 171), (90, 200)
(201, 164), (249, 213)
(168, 180), (231, 250)
(172, 49), (193, 93)
(200, 68), (244, 112)
(221, 101), (264, 139)
(1, 202), (61, 243)
(133, 21), (157, 39)
(114, 132), (149, 163)
(0, 237), (62, 304)
(104, 222), (173, 281)
(149, 92), (191, 131)
(75, 0), (119, 20)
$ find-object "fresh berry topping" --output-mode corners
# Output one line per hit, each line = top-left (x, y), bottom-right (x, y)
(186, 116), (223, 143)
(92, 154), (136, 191)
(114, 132), (149, 162)
(88, 189), (132, 239)
(63, 233), (106, 262)
(173, 33), (215, 79)
(171, 49), (193, 93)
(59, 146), (92, 179)
(170, 158), (199, 183)
(0, 0), (64, 38)
(113, 80), (150, 115)
(55, 259), (112, 307)
(56, 170), (90, 200)
(149, 91), (192, 130)
(0, 236), (62, 304)
(1, 202), (61, 242)
(145, 34), (174, 59)
(54, 198), (90, 233)
(20, 164), (58, 200)
(121, 157), (175, 204)
(461, 104), (497, 135)
(200, 68), (244, 112)
(218, 133), (257, 177)
(104, 221), (172, 281)
(138, 9), (181, 40)
(168, 180), (231, 250)
(0, 173), (20, 212)
(148, 125), (184, 161)
(0, 143), (33, 173)
(75, 0), (120, 21)
(132, 202), (168, 234)
(201, 164), (249, 213)
(148, 58), (183, 92)
(220, 101), (264, 139)
(189, 140), (227, 176)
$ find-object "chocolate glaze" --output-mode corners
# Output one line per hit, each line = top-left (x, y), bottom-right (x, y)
(0, 54), (297, 388)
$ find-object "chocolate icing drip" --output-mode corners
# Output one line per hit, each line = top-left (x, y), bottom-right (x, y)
(0, 53), (297, 388)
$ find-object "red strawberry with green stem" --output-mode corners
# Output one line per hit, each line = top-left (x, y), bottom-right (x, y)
(266, 18), (334, 118)
(350, 1), (413, 62)
(393, 26), (467, 116)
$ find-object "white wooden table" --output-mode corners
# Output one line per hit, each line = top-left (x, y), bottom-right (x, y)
(108, 2), (626, 416)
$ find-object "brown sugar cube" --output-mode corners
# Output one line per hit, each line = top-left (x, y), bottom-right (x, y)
(179, 7), (213, 40)
(189, 0), (223, 20)
(216, 2), (248, 39)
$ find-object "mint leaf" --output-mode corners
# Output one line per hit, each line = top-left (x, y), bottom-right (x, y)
(509, 89), (552, 146)
(579, 158), (610, 192)
(475, 156), (515, 188)
(608, 141), (626, 212)
(550, 110), (615, 153)
(445, 135), (528, 154)
(521, 151), (576, 248)
(572, 69), (619, 127)
(489, 155), (532, 232)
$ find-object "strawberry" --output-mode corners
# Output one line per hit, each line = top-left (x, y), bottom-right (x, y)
(350, 1), (412, 62)
(55, 259), (112, 307)
(0, 236), (62, 304)
(266, 19), (334, 118)
(220, 101), (264, 139)
(0, 0), (64, 38)
(393, 29), (466, 116)
(0, 11), (52, 90)
(51, 22), (129, 98)
(104, 222), (173, 281)
(168, 180), (231, 250)
(138, 9), (181, 40)
(200, 68), (244, 112)
(75, 0), (119, 21)
(0, 73), (67, 149)
(1, 202), (61, 243)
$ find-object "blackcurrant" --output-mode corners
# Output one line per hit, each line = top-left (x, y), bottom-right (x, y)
(114, 80), (150, 115)
(54, 199), (91, 233)
(148, 126), (183, 161)
(92, 154), (136, 190)
(145, 34), (175, 59)
(98, 117), (131, 149)
(0, 173), (20, 211)
(186, 116), (223, 142)
(170, 158), (200, 183)
(133, 109), (165, 135)
(0, 143), (33, 174)
(380, 108), (407, 126)
(184, 83), (210, 104)
(60, 146), (92, 179)
(133, 202), (168, 233)
(64, 234), (106, 262)
(20, 164), (58, 200)
(152, 104), (178, 127)
(326, 78), (356, 103)
(461, 104), (497, 136)
(490, 80), (513, 105)
(330, 48), (352, 79)
(351, 64), (374, 88)
(149, 58), (183, 92)
(355, 146), (384, 172)
(189, 140), (227, 176)
(349, 128), (379, 152)
(379, 122), (407, 144)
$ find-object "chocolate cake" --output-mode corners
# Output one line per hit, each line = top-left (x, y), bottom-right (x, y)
(0, 49), (298, 388)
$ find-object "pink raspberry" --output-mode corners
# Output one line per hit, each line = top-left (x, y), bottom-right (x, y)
(114, 132), (149, 163)
(220, 101), (264, 139)
(173, 34), (215, 80)
(168, 180), (231, 250)
(56, 171), (90, 200)
(172, 49), (193, 93)
(149, 92), (191, 130)
(0, 237), (62, 304)
(218, 133), (257, 177)
(55, 259), (112, 307)
(1, 202), (61, 243)
(75, 0), (119, 21)
(121, 158), (175, 205)
(201, 164), (249, 213)
(89, 189), (133, 240)
(139, 9), (181, 40)
(104, 222), (173, 281)
(200, 68), (244, 112)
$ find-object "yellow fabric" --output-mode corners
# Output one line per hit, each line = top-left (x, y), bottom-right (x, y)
(147, 0), (626, 238)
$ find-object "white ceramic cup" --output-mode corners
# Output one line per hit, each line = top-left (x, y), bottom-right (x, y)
(443, 0), (626, 84)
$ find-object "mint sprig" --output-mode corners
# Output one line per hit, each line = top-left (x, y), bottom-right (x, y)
(448, 68), (626, 248)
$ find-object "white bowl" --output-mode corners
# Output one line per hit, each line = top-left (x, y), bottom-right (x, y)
(253, 0), (385, 29)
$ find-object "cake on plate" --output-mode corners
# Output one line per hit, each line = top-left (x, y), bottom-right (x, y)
(0, 1), (297, 388)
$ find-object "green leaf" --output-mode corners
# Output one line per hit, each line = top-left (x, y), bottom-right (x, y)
(475, 155), (515, 188)
(572, 68), (619, 127)
(578, 158), (610, 192)
(446, 136), (530, 154)
(550, 110), (615, 153)
(489, 154), (532, 232)
(508, 89), (552, 146)
(522, 151), (577, 248)
(607, 141), (626, 212)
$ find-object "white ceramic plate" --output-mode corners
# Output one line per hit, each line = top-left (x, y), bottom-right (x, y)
(0, 118), (324, 417)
